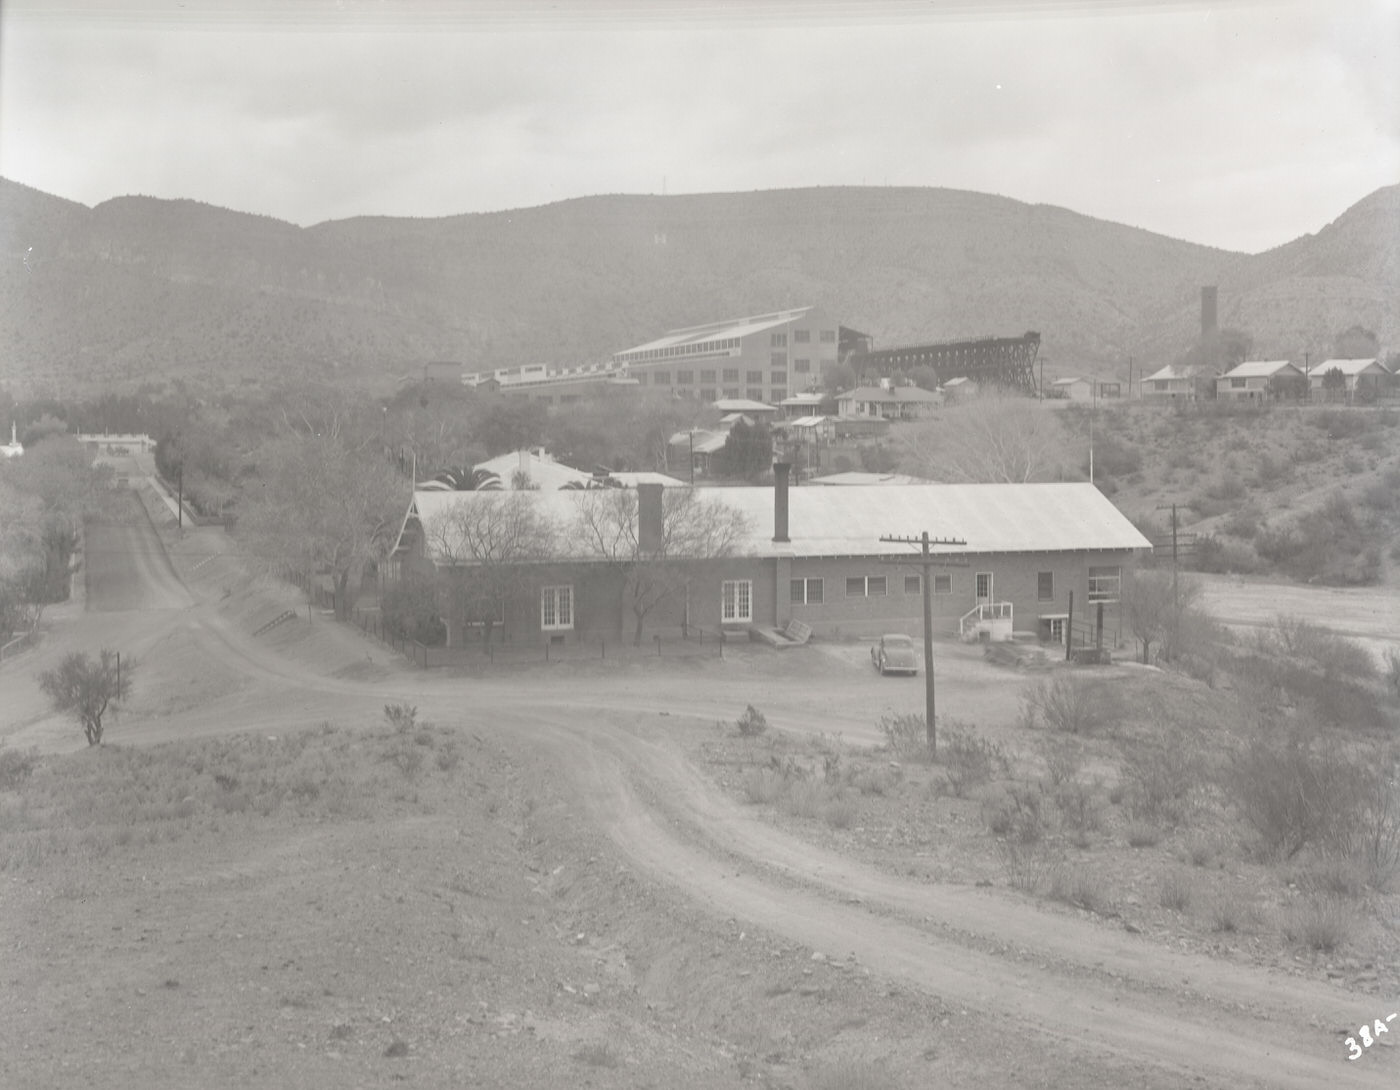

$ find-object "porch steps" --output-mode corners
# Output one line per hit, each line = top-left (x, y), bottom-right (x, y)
(252, 609), (298, 638)
(749, 619), (812, 649)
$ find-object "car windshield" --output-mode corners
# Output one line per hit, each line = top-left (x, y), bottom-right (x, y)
(884, 636), (913, 647)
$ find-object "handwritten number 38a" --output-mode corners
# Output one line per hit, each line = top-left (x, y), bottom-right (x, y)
(1346, 1016), (1394, 1060)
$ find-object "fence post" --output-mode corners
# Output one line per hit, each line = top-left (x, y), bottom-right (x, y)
(600, 636), (605, 660)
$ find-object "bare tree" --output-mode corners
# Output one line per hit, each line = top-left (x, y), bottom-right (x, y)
(420, 492), (559, 647)
(1121, 569), (1204, 665)
(236, 434), (405, 617)
(38, 648), (132, 745)
(896, 394), (1069, 483)
(570, 488), (749, 645)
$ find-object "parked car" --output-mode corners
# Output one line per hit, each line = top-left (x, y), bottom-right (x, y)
(871, 634), (919, 675)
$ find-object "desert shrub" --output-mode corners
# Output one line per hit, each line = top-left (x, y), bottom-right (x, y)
(784, 778), (833, 820)
(1125, 821), (1163, 848)
(847, 764), (899, 797)
(938, 721), (1008, 798)
(1228, 729), (1363, 860)
(823, 797), (858, 829)
(879, 712), (930, 761)
(1252, 495), (1380, 585)
(383, 703), (417, 734)
(736, 704), (769, 737)
(982, 783), (1046, 843)
(1284, 896), (1359, 952)
(1270, 616), (1376, 680)
(572, 1043), (621, 1068)
(1208, 890), (1261, 933)
(742, 768), (786, 805)
(1185, 836), (1215, 867)
(388, 741), (423, 778)
(1191, 532), (1261, 576)
(1048, 864), (1110, 914)
(1251, 454), (1287, 488)
(1121, 741), (1198, 826)
(995, 836), (1059, 894)
(1040, 737), (1085, 789)
(1344, 767), (1400, 891)
(1296, 857), (1368, 898)
(380, 579), (446, 645)
(1221, 506), (1263, 539)
(0, 748), (40, 790)
(1159, 870), (1194, 911)
(1020, 674), (1114, 734)
(1053, 779), (1103, 837)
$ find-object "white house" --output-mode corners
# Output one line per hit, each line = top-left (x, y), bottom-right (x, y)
(1309, 358), (1390, 401)
(1216, 360), (1305, 400)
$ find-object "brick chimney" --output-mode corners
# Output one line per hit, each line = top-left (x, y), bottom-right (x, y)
(773, 462), (791, 543)
(637, 483), (664, 555)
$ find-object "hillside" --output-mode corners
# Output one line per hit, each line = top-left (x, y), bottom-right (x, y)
(0, 178), (1395, 395)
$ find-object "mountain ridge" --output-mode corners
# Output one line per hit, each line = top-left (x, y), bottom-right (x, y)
(1, 178), (1394, 395)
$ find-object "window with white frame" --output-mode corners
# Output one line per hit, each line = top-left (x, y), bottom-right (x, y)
(1087, 566), (1121, 602)
(1037, 571), (1054, 601)
(793, 329), (811, 343)
(541, 585), (573, 630)
(721, 580), (752, 623)
(845, 576), (887, 597)
(790, 577), (823, 605)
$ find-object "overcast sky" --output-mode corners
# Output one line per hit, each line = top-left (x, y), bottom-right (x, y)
(2, 0), (1396, 253)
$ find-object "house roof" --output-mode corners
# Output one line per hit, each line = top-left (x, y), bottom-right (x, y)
(806, 472), (927, 486)
(787, 415), (831, 427)
(406, 482), (1152, 565)
(780, 393), (826, 406)
(668, 429), (729, 454)
(610, 471), (686, 487)
(615, 307), (815, 356)
(1312, 358), (1381, 376)
(1143, 364), (1208, 382)
(1220, 360), (1299, 379)
(713, 398), (778, 414)
(474, 450), (591, 490)
(1051, 377), (1087, 387)
(841, 385), (940, 403)
(941, 376), (974, 388)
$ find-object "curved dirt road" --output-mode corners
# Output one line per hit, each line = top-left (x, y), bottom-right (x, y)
(7, 501), (1392, 1088)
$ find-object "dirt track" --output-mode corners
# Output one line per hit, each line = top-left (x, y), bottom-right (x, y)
(3, 494), (1395, 1088)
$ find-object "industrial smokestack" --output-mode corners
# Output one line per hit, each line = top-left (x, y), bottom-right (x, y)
(637, 482), (664, 555)
(1201, 286), (1218, 339)
(773, 463), (791, 543)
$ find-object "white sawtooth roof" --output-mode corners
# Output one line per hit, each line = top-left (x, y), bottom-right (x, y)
(617, 307), (814, 355)
(406, 482), (1152, 564)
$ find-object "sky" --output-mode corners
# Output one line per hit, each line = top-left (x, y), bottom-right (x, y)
(1, 0), (1397, 254)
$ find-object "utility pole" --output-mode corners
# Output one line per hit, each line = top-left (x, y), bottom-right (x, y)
(177, 465), (184, 529)
(1128, 356), (1134, 400)
(879, 531), (967, 755)
(1154, 502), (1181, 608)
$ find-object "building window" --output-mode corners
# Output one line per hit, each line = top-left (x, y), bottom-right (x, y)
(1037, 571), (1054, 601)
(677, 370), (693, 385)
(746, 388), (765, 402)
(845, 576), (887, 597)
(904, 575), (920, 594)
(541, 585), (573, 631)
(1088, 566), (1121, 602)
(699, 387), (716, 401)
(794, 329), (811, 343)
(771, 352), (787, 366)
(723, 368), (739, 382)
(770, 387), (786, 401)
(975, 572), (994, 602)
(700, 369), (716, 383)
(933, 574), (952, 594)
(747, 370), (763, 384)
(1230, 377), (1246, 389)
(819, 329), (836, 343)
(723, 388), (739, 399)
(721, 579), (752, 623)
(770, 369), (786, 384)
(771, 333), (787, 347)
(653, 371), (671, 385)
(794, 358), (811, 373)
(790, 577), (823, 605)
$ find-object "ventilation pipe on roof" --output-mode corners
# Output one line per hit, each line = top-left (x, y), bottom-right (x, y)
(773, 463), (791, 543)
(638, 482), (664, 555)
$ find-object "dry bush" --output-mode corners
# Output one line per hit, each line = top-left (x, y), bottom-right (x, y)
(1228, 729), (1364, 860)
(572, 1043), (621, 1068)
(1284, 896), (1360, 953)
(1052, 779), (1103, 837)
(742, 768), (786, 805)
(736, 704), (769, 737)
(1343, 766), (1400, 891)
(1122, 741), (1199, 827)
(1047, 864), (1111, 914)
(938, 721), (1008, 798)
(995, 836), (1060, 894)
(383, 702), (417, 734)
(1159, 870), (1195, 912)
(0, 749), (40, 790)
(1020, 674), (1116, 735)
(1125, 821), (1163, 848)
(846, 764), (900, 797)
(1208, 891), (1262, 934)
(878, 712), (931, 761)
(1040, 737), (1085, 789)
(824, 797), (858, 829)
(784, 778), (834, 820)
(1295, 857), (1368, 899)
(981, 783), (1046, 843)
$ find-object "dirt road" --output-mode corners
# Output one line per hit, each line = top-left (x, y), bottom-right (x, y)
(3, 499), (1392, 1088)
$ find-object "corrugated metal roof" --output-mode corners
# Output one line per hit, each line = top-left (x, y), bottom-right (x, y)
(843, 385), (940, 402)
(1313, 358), (1381, 376)
(409, 482), (1152, 564)
(616, 308), (813, 355)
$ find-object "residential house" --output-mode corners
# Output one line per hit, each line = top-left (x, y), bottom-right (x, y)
(1142, 364), (1214, 400)
(1308, 358), (1390, 402)
(1216, 360), (1305, 401)
(939, 376), (977, 401)
(1051, 377), (1092, 401)
(837, 384), (941, 421)
(394, 471), (1152, 650)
